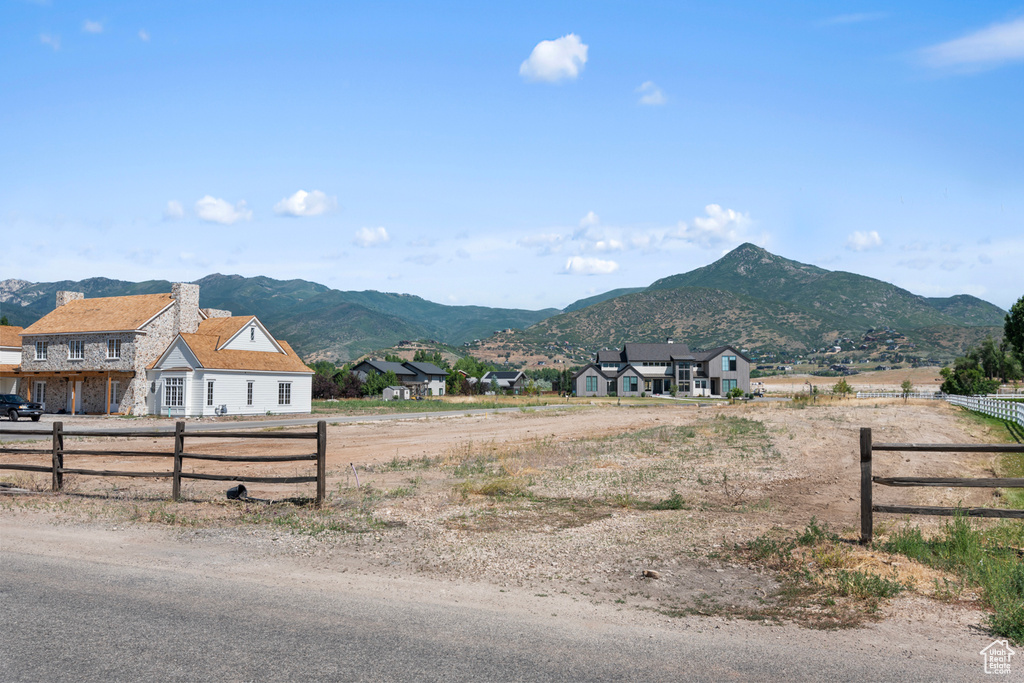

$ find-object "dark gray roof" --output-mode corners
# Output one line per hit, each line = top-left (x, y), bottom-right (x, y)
(404, 362), (447, 376)
(596, 349), (624, 363)
(621, 342), (692, 362)
(693, 345), (750, 362)
(353, 360), (415, 376)
(485, 371), (524, 380)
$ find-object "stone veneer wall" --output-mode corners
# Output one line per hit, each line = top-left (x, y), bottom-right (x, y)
(18, 283), (202, 415)
(171, 283), (200, 335)
(201, 308), (233, 318)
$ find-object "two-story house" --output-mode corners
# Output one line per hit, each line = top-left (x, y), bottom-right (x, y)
(3, 283), (312, 416)
(350, 359), (447, 396)
(573, 341), (750, 398)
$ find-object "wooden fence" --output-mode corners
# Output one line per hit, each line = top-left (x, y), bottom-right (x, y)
(0, 421), (328, 505)
(855, 391), (944, 400)
(859, 427), (1024, 543)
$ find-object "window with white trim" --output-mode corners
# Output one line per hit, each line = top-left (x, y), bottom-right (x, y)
(165, 378), (184, 407)
(247, 381), (254, 406)
(34, 381), (46, 405)
(68, 340), (84, 360)
(207, 380), (214, 406)
(278, 382), (291, 405)
(35, 341), (48, 361)
(110, 381), (121, 406)
(107, 338), (121, 359)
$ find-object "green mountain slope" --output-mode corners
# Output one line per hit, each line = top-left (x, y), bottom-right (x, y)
(517, 243), (1006, 360)
(646, 243), (1004, 330)
(522, 287), (836, 351)
(0, 274), (559, 362)
(563, 288), (646, 313)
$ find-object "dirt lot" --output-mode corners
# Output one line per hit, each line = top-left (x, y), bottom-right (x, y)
(1, 399), (1017, 639)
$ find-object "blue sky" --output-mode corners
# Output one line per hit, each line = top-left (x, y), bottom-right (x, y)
(2, 1), (1022, 311)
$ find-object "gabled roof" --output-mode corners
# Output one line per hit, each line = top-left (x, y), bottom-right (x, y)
(484, 371), (524, 380)
(0, 326), (24, 348)
(353, 360), (416, 377)
(621, 342), (692, 362)
(151, 334), (312, 373)
(194, 316), (250, 343)
(21, 294), (174, 335)
(694, 345), (751, 363)
(403, 361), (447, 376)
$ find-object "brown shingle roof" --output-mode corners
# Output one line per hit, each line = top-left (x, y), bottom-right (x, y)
(160, 334), (312, 373)
(21, 294), (174, 335)
(0, 326), (24, 347)
(194, 316), (251, 343)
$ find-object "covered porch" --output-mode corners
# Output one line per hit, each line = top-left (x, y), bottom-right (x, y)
(4, 370), (135, 415)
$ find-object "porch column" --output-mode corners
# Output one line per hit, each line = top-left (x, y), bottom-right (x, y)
(106, 373), (111, 415)
(71, 381), (76, 415)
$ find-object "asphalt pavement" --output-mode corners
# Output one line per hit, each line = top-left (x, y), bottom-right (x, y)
(0, 551), (977, 682)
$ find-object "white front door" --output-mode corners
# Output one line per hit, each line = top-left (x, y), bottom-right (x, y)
(110, 381), (120, 413)
(67, 380), (83, 414)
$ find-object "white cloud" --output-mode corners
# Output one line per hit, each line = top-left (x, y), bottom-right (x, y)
(83, 20), (103, 34)
(353, 226), (390, 248)
(519, 34), (588, 83)
(138, 29), (150, 42)
(40, 34), (60, 50)
(636, 81), (666, 106)
(194, 195), (252, 224)
(593, 239), (624, 252)
(921, 17), (1024, 69)
(670, 204), (753, 248)
(163, 200), (184, 220)
(564, 256), (619, 275)
(846, 230), (883, 251)
(273, 189), (336, 217)
(579, 211), (599, 228)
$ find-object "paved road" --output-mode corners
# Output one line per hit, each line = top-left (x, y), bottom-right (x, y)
(0, 550), (976, 682)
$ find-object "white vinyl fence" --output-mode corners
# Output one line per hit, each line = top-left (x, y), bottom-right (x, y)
(945, 395), (1024, 428)
(855, 392), (944, 400)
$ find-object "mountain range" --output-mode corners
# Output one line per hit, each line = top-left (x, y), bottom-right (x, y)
(0, 244), (1007, 362)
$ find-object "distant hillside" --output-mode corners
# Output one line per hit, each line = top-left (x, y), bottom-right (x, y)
(514, 243), (1006, 361)
(647, 243), (1006, 330)
(523, 287), (835, 351)
(563, 288), (646, 313)
(0, 275), (559, 362)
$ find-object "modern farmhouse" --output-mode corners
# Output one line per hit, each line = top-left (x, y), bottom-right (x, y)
(350, 359), (448, 396)
(573, 341), (750, 398)
(1, 284), (312, 416)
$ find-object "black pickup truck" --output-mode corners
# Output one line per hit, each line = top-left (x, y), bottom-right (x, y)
(0, 394), (43, 421)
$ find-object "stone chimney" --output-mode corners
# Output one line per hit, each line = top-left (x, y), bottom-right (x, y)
(201, 308), (232, 319)
(170, 283), (201, 334)
(56, 291), (84, 307)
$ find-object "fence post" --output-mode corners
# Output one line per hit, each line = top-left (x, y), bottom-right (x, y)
(172, 421), (184, 501)
(51, 421), (64, 492)
(316, 420), (327, 507)
(860, 427), (873, 545)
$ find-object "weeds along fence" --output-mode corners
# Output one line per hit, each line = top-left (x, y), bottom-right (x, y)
(859, 427), (1024, 544)
(0, 421), (328, 505)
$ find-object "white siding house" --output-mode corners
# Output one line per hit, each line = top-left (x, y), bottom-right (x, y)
(146, 316), (312, 417)
(0, 326), (23, 395)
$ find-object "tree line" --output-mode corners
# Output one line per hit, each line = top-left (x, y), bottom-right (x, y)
(940, 294), (1024, 395)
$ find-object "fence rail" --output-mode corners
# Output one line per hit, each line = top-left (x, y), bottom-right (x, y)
(859, 427), (1024, 543)
(0, 421), (328, 505)
(945, 395), (1024, 428)
(855, 392), (944, 399)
